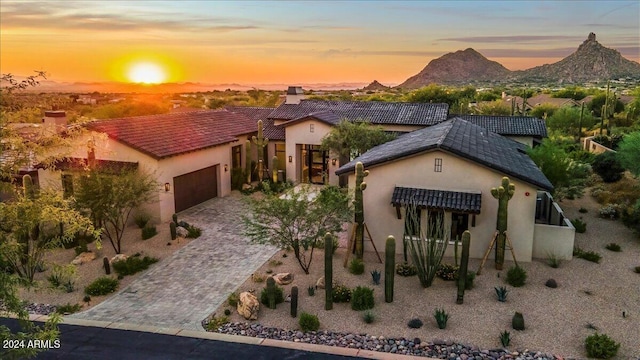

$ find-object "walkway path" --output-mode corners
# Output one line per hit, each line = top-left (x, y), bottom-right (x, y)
(69, 194), (278, 331)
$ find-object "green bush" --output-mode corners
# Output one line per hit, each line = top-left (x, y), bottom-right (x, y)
(186, 225), (202, 238)
(350, 286), (375, 311)
(260, 284), (284, 306)
(396, 262), (417, 277)
(505, 265), (527, 287)
(299, 312), (320, 332)
(85, 277), (119, 296)
(47, 264), (77, 293)
(348, 258), (365, 275)
(436, 263), (458, 281)
(134, 212), (151, 229)
(55, 303), (82, 315)
(363, 311), (375, 324)
(314, 236), (339, 254)
(434, 308), (449, 329)
(605, 243), (621, 252)
(112, 256), (159, 277)
(206, 315), (229, 331)
(585, 333), (620, 359)
(546, 252), (562, 268)
(571, 218), (587, 233)
(579, 207), (588, 213)
(227, 292), (239, 307)
(407, 318), (423, 329)
(332, 284), (352, 303)
(141, 224), (157, 240)
(574, 247), (602, 263)
(224, 308), (231, 316)
(592, 152), (624, 183)
(231, 168), (245, 191)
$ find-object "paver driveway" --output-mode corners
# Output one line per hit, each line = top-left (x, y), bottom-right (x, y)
(69, 194), (278, 331)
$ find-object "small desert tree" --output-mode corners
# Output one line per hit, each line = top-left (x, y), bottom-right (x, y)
(73, 167), (157, 254)
(321, 119), (395, 161)
(617, 131), (640, 177)
(243, 185), (352, 274)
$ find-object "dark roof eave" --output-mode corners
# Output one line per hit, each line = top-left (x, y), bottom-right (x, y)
(108, 134), (240, 160)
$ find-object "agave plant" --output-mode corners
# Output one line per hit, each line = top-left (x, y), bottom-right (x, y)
(495, 286), (508, 302)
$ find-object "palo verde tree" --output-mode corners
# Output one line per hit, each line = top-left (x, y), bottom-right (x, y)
(320, 119), (395, 161)
(243, 185), (352, 274)
(73, 166), (157, 254)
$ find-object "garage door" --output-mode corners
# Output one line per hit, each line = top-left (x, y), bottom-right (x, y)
(173, 165), (218, 213)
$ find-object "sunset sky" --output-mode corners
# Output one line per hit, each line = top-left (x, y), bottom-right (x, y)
(1, 0), (639, 86)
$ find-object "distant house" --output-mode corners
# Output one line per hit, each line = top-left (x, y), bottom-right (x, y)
(526, 94), (580, 108)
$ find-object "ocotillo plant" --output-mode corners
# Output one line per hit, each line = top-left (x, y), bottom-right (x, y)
(385, 236), (396, 303)
(456, 231), (471, 304)
(290, 286), (298, 318)
(491, 177), (515, 270)
(266, 276), (277, 309)
(252, 120), (269, 182)
(354, 162), (369, 259)
(324, 233), (333, 310)
(170, 222), (177, 240)
(245, 140), (253, 184)
(272, 155), (279, 183)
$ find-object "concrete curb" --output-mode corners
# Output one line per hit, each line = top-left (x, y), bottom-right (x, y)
(5, 314), (436, 359)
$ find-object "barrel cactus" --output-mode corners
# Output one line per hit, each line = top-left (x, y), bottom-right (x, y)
(170, 221), (177, 240)
(512, 311), (525, 331)
(456, 231), (471, 304)
(385, 236), (396, 303)
(325, 233), (333, 310)
(491, 177), (515, 270)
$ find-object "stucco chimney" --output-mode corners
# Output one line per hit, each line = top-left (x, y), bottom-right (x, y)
(285, 86), (304, 104)
(42, 110), (67, 133)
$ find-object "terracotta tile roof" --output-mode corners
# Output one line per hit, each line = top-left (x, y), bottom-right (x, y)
(87, 110), (256, 159)
(336, 118), (553, 191)
(453, 115), (548, 137)
(391, 187), (482, 214)
(225, 106), (284, 141)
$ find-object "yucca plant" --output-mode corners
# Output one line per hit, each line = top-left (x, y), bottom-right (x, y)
(495, 286), (509, 302)
(434, 308), (449, 329)
(500, 330), (511, 347)
(405, 204), (449, 288)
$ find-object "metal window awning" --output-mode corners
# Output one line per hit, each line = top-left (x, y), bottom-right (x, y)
(391, 186), (481, 214)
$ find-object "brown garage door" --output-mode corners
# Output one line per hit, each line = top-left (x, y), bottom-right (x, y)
(173, 165), (218, 213)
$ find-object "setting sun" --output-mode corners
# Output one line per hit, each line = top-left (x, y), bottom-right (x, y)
(127, 62), (166, 84)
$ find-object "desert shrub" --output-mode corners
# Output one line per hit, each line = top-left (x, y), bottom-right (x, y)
(350, 286), (375, 311)
(363, 311), (375, 324)
(599, 204), (621, 219)
(186, 225), (202, 238)
(348, 258), (365, 275)
(83, 295), (91, 303)
(260, 285), (285, 306)
(314, 235), (339, 254)
(585, 333), (620, 359)
(268, 259), (283, 267)
(579, 207), (588, 213)
(112, 256), (159, 277)
(546, 252), (562, 268)
(505, 265), (527, 287)
(307, 286), (315, 296)
(227, 292), (239, 307)
(621, 199), (640, 234)
(332, 284), (352, 303)
(47, 264), (78, 293)
(141, 224), (158, 240)
(230, 168), (245, 191)
(206, 314), (229, 331)
(495, 286), (508, 302)
(85, 277), (119, 296)
(592, 152), (624, 183)
(223, 309), (231, 316)
(605, 243), (621, 252)
(407, 318), (423, 329)
(436, 263), (458, 281)
(55, 303), (82, 315)
(396, 262), (417, 277)
(251, 273), (265, 283)
(574, 247), (602, 263)
(134, 212), (151, 229)
(74, 243), (88, 256)
(571, 218), (587, 233)
(500, 330), (511, 347)
(434, 308), (449, 329)
(634, 266), (640, 273)
(299, 312), (320, 332)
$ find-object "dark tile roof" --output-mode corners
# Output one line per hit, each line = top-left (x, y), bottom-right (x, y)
(268, 100), (449, 126)
(87, 110), (256, 159)
(283, 111), (343, 127)
(226, 106), (284, 141)
(391, 187), (482, 214)
(51, 157), (138, 173)
(336, 118), (553, 191)
(452, 115), (548, 138)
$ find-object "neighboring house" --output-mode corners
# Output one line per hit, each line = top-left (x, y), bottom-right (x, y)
(38, 110), (257, 222)
(335, 118), (575, 262)
(452, 115), (548, 147)
(526, 94), (580, 108)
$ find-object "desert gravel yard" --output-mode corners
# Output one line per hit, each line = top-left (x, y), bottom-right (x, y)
(211, 192), (640, 359)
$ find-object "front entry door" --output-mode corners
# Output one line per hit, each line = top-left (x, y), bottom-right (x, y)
(301, 145), (327, 184)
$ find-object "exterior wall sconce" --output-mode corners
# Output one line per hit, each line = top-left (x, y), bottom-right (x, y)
(331, 158), (337, 166)
(224, 164), (228, 172)
(164, 182), (171, 192)
(288, 156), (293, 163)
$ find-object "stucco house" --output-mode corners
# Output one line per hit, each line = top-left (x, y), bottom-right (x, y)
(335, 118), (575, 262)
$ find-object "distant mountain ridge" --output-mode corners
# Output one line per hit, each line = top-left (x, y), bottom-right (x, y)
(398, 33), (640, 88)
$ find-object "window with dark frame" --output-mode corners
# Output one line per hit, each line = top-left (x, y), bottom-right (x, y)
(434, 158), (442, 172)
(231, 145), (242, 169)
(451, 213), (469, 242)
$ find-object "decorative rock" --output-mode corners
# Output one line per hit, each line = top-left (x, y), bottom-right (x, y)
(71, 251), (96, 265)
(545, 279), (558, 288)
(176, 226), (189, 238)
(272, 273), (294, 285)
(110, 254), (128, 264)
(242, 184), (253, 191)
(316, 276), (325, 289)
(237, 292), (259, 320)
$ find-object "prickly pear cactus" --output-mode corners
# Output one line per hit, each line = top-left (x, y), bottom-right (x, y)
(354, 162), (369, 259)
(324, 233), (333, 310)
(252, 120), (269, 182)
(385, 236), (396, 303)
(491, 177), (515, 270)
(456, 231), (471, 304)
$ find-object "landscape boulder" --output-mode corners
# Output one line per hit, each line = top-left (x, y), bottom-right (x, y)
(176, 226), (189, 238)
(316, 276), (325, 289)
(272, 273), (293, 285)
(545, 279), (558, 288)
(237, 292), (259, 320)
(71, 252), (96, 265)
(110, 254), (128, 264)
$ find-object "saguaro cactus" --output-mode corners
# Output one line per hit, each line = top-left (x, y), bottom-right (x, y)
(272, 155), (279, 183)
(324, 233), (333, 310)
(266, 277), (277, 309)
(245, 140), (253, 184)
(170, 221), (177, 240)
(385, 236), (396, 303)
(354, 162), (369, 259)
(491, 177), (515, 270)
(456, 231), (471, 304)
(290, 286), (298, 318)
(23, 174), (35, 199)
(252, 120), (269, 182)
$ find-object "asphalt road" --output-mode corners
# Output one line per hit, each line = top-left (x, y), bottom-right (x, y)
(1, 318), (361, 360)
